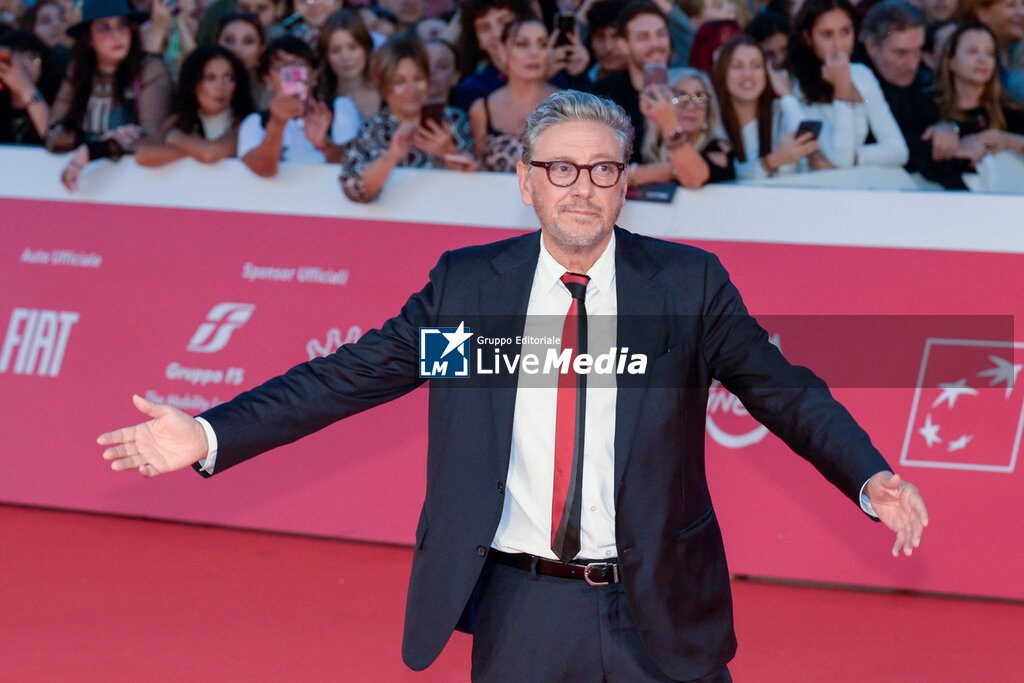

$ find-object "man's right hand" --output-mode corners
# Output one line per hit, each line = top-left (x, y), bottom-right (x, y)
(98, 394), (209, 477)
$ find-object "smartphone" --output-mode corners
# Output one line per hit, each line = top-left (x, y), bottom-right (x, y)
(796, 119), (822, 139)
(555, 12), (574, 46)
(642, 62), (668, 88)
(421, 100), (446, 128)
(280, 65), (308, 101)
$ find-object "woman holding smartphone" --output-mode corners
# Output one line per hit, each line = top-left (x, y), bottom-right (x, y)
(468, 15), (556, 172)
(634, 67), (736, 188)
(339, 33), (476, 203)
(46, 0), (173, 190)
(786, 0), (907, 169)
(711, 35), (818, 178)
(237, 35), (340, 177)
(135, 44), (253, 167)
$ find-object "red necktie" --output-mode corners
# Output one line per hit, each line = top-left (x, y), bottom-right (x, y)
(551, 272), (589, 562)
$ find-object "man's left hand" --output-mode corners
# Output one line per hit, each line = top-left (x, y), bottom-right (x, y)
(866, 470), (928, 557)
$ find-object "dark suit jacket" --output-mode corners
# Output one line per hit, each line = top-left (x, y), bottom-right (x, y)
(199, 226), (890, 680)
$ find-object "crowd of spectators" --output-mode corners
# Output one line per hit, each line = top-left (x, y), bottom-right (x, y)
(1, 0), (1022, 197)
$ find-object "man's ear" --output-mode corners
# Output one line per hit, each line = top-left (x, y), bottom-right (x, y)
(517, 160), (534, 206)
(864, 38), (878, 61)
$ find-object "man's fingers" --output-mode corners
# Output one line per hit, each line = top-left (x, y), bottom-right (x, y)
(892, 527), (905, 557)
(101, 442), (137, 460)
(97, 426), (133, 447)
(110, 454), (145, 471)
(132, 392), (170, 418)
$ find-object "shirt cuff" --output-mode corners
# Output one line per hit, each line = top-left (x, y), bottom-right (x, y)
(859, 479), (878, 518)
(194, 416), (218, 474)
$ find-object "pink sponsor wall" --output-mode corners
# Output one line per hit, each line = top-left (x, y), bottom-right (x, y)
(2, 151), (1022, 600)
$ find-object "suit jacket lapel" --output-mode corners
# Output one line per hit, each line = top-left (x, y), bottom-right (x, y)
(480, 231), (541, 462)
(613, 227), (666, 487)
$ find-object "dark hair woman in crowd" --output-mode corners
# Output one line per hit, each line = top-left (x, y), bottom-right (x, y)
(746, 7), (790, 70)
(316, 9), (379, 143)
(45, 0), (172, 190)
(469, 15), (556, 172)
(933, 23), (1024, 159)
(0, 28), (62, 145)
(712, 35), (818, 178)
(450, 0), (529, 110)
(19, 0), (70, 72)
(217, 12), (266, 107)
(339, 32), (476, 202)
(136, 44), (253, 166)
(787, 0), (907, 169)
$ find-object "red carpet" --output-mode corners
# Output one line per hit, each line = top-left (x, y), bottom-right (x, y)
(2, 504), (1021, 681)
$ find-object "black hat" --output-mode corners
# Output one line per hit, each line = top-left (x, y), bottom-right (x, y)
(66, 0), (148, 38)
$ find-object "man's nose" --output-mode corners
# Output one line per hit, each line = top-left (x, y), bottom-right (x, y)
(570, 169), (597, 197)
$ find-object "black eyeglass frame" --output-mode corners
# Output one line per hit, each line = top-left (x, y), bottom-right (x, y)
(528, 160), (627, 188)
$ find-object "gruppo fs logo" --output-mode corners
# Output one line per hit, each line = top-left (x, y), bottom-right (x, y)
(187, 303), (255, 353)
(420, 321), (472, 378)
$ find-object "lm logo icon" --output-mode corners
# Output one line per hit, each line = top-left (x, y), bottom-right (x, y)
(419, 322), (472, 378)
(1, 308), (80, 377)
(187, 303), (255, 353)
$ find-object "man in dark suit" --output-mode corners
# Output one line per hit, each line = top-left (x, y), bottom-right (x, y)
(99, 90), (928, 682)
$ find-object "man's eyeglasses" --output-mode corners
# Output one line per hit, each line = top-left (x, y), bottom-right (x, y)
(529, 160), (625, 188)
(671, 91), (709, 109)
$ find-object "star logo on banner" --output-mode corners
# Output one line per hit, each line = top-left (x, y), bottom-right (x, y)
(948, 434), (974, 452)
(977, 355), (1022, 398)
(440, 321), (472, 359)
(918, 413), (942, 447)
(902, 339), (1024, 473)
(931, 378), (979, 410)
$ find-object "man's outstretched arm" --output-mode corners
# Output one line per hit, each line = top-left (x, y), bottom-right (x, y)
(98, 394), (209, 477)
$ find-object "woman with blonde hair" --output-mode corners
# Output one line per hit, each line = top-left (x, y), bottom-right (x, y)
(633, 67), (736, 188)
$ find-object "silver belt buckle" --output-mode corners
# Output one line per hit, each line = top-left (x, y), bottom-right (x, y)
(584, 562), (619, 586)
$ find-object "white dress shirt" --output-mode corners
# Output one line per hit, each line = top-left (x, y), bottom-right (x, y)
(490, 233), (620, 561)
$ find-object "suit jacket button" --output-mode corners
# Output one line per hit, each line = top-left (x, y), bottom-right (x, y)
(497, 482), (504, 494)
(476, 545), (487, 557)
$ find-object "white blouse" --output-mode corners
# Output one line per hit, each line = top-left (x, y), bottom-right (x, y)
(794, 63), (908, 168)
(735, 94), (806, 180)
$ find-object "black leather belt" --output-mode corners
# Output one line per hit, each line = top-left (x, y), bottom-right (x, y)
(489, 549), (621, 586)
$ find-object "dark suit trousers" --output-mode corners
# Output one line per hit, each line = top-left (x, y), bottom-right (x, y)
(470, 557), (733, 683)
